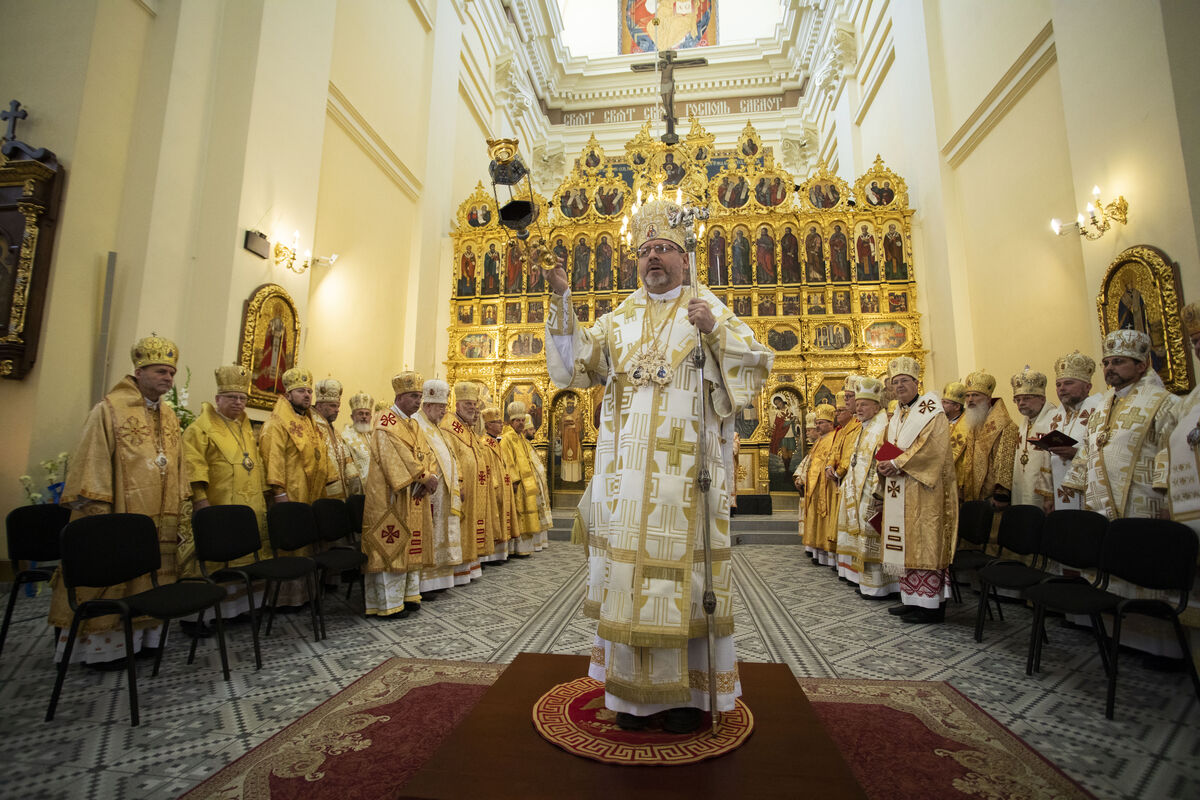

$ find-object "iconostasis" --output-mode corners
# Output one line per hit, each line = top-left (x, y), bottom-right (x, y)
(446, 119), (924, 499)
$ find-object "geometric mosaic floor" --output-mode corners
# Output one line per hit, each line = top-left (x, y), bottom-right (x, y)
(0, 540), (1196, 800)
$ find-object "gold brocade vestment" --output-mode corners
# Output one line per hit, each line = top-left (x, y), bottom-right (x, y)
(947, 414), (973, 499)
(361, 409), (437, 573)
(483, 435), (520, 545)
(965, 399), (1019, 502)
(801, 432), (836, 550)
(48, 377), (190, 634)
(260, 396), (328, 504)
(182, 402), (269, 563)
(441, 415), (494, 559)
(316, 416), (361, 499)
(501, 427), (542, 542)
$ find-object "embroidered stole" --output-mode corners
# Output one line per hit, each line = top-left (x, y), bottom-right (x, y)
(882, 393), (943, 573)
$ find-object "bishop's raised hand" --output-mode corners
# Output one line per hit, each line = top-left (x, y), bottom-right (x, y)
(547, 251), (569, 295)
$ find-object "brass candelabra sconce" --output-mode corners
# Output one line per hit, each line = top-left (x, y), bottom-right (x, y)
(272, 230), (338, 274)
(1051, 186), (1129, 240)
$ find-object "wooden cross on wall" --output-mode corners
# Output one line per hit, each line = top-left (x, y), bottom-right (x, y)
(631, 50), (707, 145)
(2, 100), (27, 142)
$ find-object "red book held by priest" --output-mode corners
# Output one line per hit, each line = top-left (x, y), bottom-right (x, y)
(875, 441), (904, 462)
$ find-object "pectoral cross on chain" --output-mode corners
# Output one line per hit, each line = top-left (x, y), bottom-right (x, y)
(657, 424), (697, 469)
(631, 50), (707, 145)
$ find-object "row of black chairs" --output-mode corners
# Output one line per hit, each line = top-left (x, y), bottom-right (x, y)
(4, 497), (367, 726)
(950, 501), (1200, 719)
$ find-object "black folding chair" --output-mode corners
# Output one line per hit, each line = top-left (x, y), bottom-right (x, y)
(193, 504), (322, 669)
(973, 505), (1048, 642)
(1023, 510), (1114, 677)
(46, 513), (230, 726)
(2, 504), (70, 658)
(1104, 518), (1200, 720)
(346, 494), (365, 535)
(949, 500), (995, 606)
(311, 498), (367, 637)
(264, 502), (323, 642)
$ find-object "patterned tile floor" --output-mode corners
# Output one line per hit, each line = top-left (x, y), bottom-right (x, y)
(1, 540), (1197, 799)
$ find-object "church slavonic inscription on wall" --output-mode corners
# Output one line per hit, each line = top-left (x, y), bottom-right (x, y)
(445, 120), (924, 495)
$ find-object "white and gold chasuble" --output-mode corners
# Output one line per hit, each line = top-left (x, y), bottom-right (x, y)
(881, 394), (958, 574)
(1157, 384), (1200, 634)
(341, 425), (372, 486)
(1047, 395), (1102, 510)
(546, 285), (773, 708)
(836, 409), (896, 594)
(1011, 401), (1057, 506)
(1063, 376), (1179, 519)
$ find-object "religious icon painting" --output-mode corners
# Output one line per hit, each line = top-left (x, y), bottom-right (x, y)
(467, 204), (493, 227)
(481, 304), (498, 326)
(617, 250), (639, 291)
(560, 186), (589, 219)
(505, 302), (522, 324)
(731, 295), (753, 318)
(808, 180), (841, 210)
(528, 300), (545, 324)
(864, 180), (896, 207)
(735, 395), (761, 440)
(707, 227), (729, 285)
(738, 122), (761, 160)
(716, 174), (750, 210)
(240, 283), (301, 410)
(754, 176), (789, 208)
(757, 295), (777, 317)
(456, 244), (478, 297)
(767, 387), (805, 490)
(882, 222), (908, 280)
(595, 297), (613, 317)
(778, 225), (801, 284)
(827, 223), (852, 282)
(459, 333), (494, 359)
(503, 242), (524, 294)
(574, 301), (590, 322)
(729, 226), (752, 285)
(806, 290), (827, 315)
(584, 149), (601, 169)
(571, 235), (592, 292)
(594, 235), (615, 291)
(831, 289), (851, 315)
(859, 290), (880, 314)
(551, 390), (586, 488)
(457, 304), (474, 325)
(803, 224), (826, 283)
(503, 383), (543, 431)
(855, 222), (881, 282)
(864, 321), (909, 350)
(813, 323), (852, 351)
(767, 326), (799, 352)
(887, 291), (909, 313)
(593, 184), (625, 216)
(481, 242), (502, 295)
(658, 151), (686, 186)
(781, 293), (802, 316)
(619, 0), (716, 55)
(854, 156), (907, 210)
(754, 226), (777, 285)
(508, 332), (544, 358)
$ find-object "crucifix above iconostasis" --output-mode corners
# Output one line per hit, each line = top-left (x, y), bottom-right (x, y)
(445, 118), (924, 499)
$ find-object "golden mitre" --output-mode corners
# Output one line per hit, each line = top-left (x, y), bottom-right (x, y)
(454, 381), (484, 404)
(1010, 366), (1047, 397)
(630, 198), (687, 249)
(391, 370), (423, 395)
(1102, 329), (1151, 362)
(481, 405), (502, 423)
(842, 374), (862, 395)
(1182, 302), (1200, 338)
(1054, 351), (1095, 382)
(282, 367), (313, 392)
(373, 400), (390, 413)
(131, 333), (178, 369)
(856, 377), (886, 404)
(421, 380), (450, 404)
(315, 378), (343, 403)
(349, 391), (373, 412)
(942, 381), (967, 405)
(214, 364), (250, 395)
(804, 410), (816, 427)
(506, 400), (527, 421)
(963, 369), (996, 396)
(814, 403), (836, 423)
(887, 356), (921, 382)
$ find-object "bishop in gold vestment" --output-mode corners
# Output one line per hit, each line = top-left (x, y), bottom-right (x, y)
(313, 378), (362, 499)
(501, 402), (541, 556)
(479, 405), (515, 562)
(362, 372), (438, 617)
(441, 382), (495, 573)
(800, 404), (837, 559)
(545, 198), (773, 728)
(827, 387), (861, 574)
(183, 365), (268, 618)
(877, 357), (958, 623)
(49, 335), (190, 663)
(341, 390), (374, 486)
(942, 382), (973, 499)
(414, 380), (466, 591)
(962, 370), (1019, 506)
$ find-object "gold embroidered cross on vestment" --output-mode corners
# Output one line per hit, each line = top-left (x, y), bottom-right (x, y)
(656, 424), (696, 469)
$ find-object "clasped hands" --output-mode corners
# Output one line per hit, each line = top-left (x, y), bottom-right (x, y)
(412, 473), (439, 499)
(877, 460), (901, 478)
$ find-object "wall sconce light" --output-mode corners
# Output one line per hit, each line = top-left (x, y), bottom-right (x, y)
(1050, 186), (1129, 240)
(271, 232), (338, 274)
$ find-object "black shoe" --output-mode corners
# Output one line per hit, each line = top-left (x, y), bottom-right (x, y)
(663, 707), (705, 734)
(85, 657), (133, 672)
(901, 605), (946, 624)
(404, 601), (421, 613)
(888, 604), (918, 616)
(616, 712), (650, 731)
(859, 591), (895, 601)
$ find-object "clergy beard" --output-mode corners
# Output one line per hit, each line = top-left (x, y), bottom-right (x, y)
(964, 403), (989, 432)
(353, 421), (371, 434)
(290, 402), (307, 415)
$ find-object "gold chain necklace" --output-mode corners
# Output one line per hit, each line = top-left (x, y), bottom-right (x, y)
(630, 290), (685, 387)
(220, 413), (256, 472)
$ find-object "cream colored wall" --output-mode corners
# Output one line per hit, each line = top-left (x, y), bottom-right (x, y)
(0, 0), (152, 520)
(308, 118), (418, 406)
(950, 63), (1092, 385)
